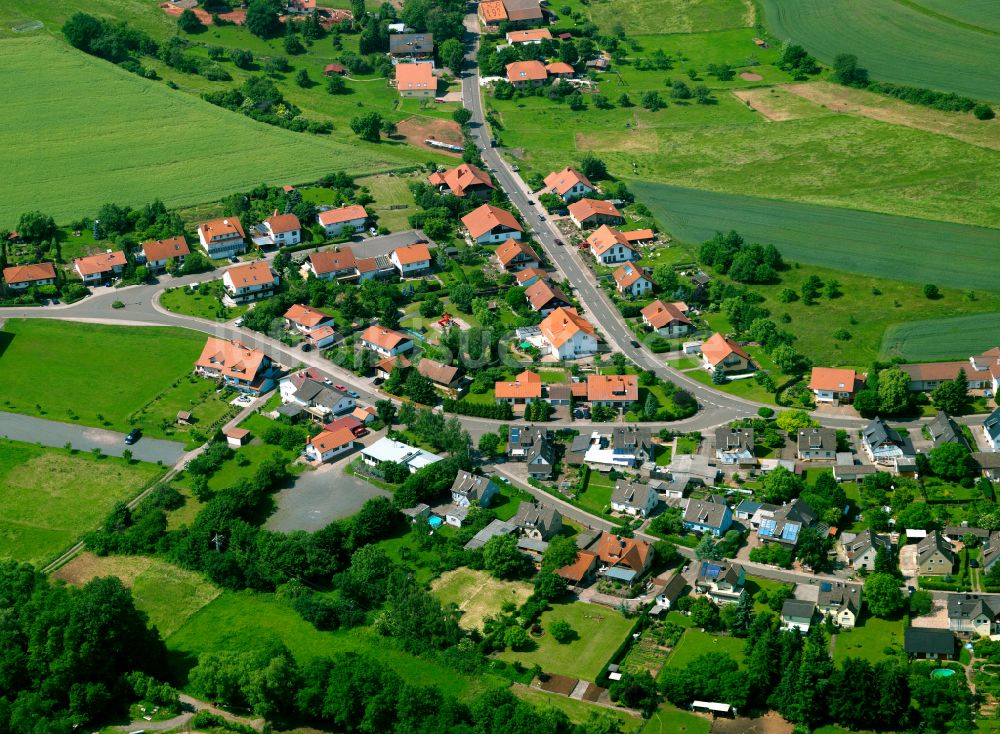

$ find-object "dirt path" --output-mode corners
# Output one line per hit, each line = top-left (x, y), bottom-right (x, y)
(114, 693), (264, 732)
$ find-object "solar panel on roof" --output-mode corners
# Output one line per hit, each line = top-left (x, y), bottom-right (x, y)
(759, 519), (777, 537)
(820, 582), (832, 592)
(783, 523), (800, 542)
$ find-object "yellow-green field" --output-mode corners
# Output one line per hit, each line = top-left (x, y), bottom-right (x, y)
(432, 567), (535, 630)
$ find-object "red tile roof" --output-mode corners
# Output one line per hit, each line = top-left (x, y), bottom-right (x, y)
(568, 198), (622, 224)
(701, 332), (752, 368)
(587, 374), (638, 402)
(587, 225), (635, 257)
(641, 300), (691, 329)
(318, 205), (368, 226)
(427, 163), (495, 197)
(309, 427), (356, 453)
(495, 238), (539, 268)
(141, 236), (190, 262)
(266, 212), (301, 234)
(284, 304), (334, 328)
(525, 280), (569, 311)
(478, 0), (508, 22)
(225, 261), (275, 288)
(613, 263), (650, 289)
(3, 262), (56, 284)
(309, 247), (356, 275)
(515, 267), (548, 285)
(507, 28), (552, 43)
(595, 532), (650, 571)
(195, 338), (268, 381)
(544, 166), (593, 197)
(545, 62), (575, 75)
(199, 217), (245, 242)
(809, 367), (861, 393)
(361, 325), (412, 351)
(392, 242), (432, 265)
(395, 62), (436, 92)
(506, 60), (548, 83)
(74, 251), (127, 276)
(461, 204), (523, 239)
(539, 307), (596, 348)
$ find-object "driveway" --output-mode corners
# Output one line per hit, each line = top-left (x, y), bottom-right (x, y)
(899, 544), (919, 580)
(265, 462), (390, 532)
(0, 411), (185, 464)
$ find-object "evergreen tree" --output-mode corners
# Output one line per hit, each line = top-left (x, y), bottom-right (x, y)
(730, 592), (754, 635)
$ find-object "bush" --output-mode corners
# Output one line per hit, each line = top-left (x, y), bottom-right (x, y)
(974, 103), (996, 120)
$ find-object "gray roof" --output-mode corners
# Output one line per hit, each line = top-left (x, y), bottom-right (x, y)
(916, 531), (955, 564)
(611, 479), (656, 510)
(463, 518), (516, 550)
(400, 503), (430, 518)
(797, 427), (836, 453)
(781, 599), (816, 620)
(293, 378), (349, 409)
(928, 411), (967, 448)
(611, 426), (651, 452)
(513, 502), (561, 535)
(389, 33), (433, 55)
(985, 407), (1000, 441)
(904, 628), (956, 656)
(696, 560), (742, 586)
(716, 426), (754, 452)
(735, 500), (762, 516)
(974, 452), (1000, 470)
(667, 453), (718, 484)
(508, 425), (553, 467)
(863, 417), (901, 447)
(659, 573), (687, 604)
(948, 593), (1000, 621)
(983, 532), (1000, 570)
(817, 581), (861, 613)
(575, 527), (601, 549)
(684, 498), (729, 530)
(517, 537), (549, 553)
(276, 402), (304, 417)
(450, 470), (496, 503)
(833, 463), (877, 480)
(845, 528), (890, 559)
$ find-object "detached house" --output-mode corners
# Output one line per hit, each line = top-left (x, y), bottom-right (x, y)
(395, 61), (437, 98)
(194, 338), (275, 394)
(809, 367), (861, 404)
(694, 560), (745, 604)
(261, 212), (301, 247)
(757, 499), (818, 549)
(797, 427), (837, 460)
(613, 263), (653, 297)
(905, 628), (958, 661)
(74, 251), (127, 285)
(611, 479), (659, 517)
(595, 532), (653, 586)
(513, 503), (563, 540)
(539, 306), (597, 360)
(525, 280), (571, 315)
(543, 166), (594, 202)
(683, 498), (733, 537)
(428, 163), (495, 199)
(506, 425), (554, 479)
(781, 600), (817, 633)
(416, 358), (462, 392)
(844, 528), (891, 571)
(817, 582), (862, 628)
(388, 33), (434, 63)
(568, 198), (623, 229)
(462, 204), (523, 244)
(587, 373), (639, 411)
(949, 594), (1000, 637)
(359, 325), (414, 357)
(318, 205), (368, 237)
(507, 28), (552, 45)
(495, 370), (544, 405)
(222, 261), (278, 305)
(984, 407), (1000, 450)
(198, 217), (245, 259)
(505, 60), (548, 89)
(916, 531), (955, 575)
(391, 242), (433, 276)
(450, 470), (498, 510)
(307, 247), (357, 281)
(3, 262), (56, 290)
(545, 62), (575, 78)
(305, 428), (356, 463)
(641, 300), (691, 337)
(140, 236), (189, 272)
(861, 417), (906, 464)
(701, 333), (756, 375)
(286, 378), (355, 420)
(495, 239), (540, 272)
(582, 426), (652, 468)
(715, 426), (754, 464)
(587, 225), (640, 265)
(284, 304), (335, 336)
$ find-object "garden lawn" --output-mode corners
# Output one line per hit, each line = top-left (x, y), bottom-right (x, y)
(432, 568), (534, 631)
(492, 482), (533, 521)
(759, 0), (1000, 101)
(642, 704), (711, 734)
(0, 439), (164, 567)
(356, 173), (419, 233)
(578, 471), (616, 516)
(159, 284), (246, 322)
(832, 615), (905, 664)
(513, 686), (643, 732)
(664, 629), (746, 670)
(166, 590), (492, 696)
(633, 182), (1000, 293)
(0, 36), (416, 227)
(130, 374), (238, 446)
(0, 319), (208, 432)
(496, 602), (635, 681)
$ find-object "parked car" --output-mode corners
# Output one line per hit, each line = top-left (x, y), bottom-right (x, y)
(630, 340), (640, 348)
(301, 343), (312, 352)
(230, 256), (239, 263)
(373, 377), (384, 386)
(335, 384), (347, 392)
(554, 239), (563, 246)
(234, 318), (244, 327)
(347, 390), (360, 398)
(124, 429), (142, 445)
(323, 378), (333, 386)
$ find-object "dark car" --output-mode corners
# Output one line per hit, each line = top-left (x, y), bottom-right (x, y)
(630, 340), (640, 348)
(124, 429), (142, 445)
(554, 239), (563, 246)
(301, 343), (312, 352)
(907, 586), (916, 595)
(373, 377), (384, 386)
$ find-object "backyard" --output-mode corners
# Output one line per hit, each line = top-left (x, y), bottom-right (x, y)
(496, 601), (635, 681)
(831, 615), (905, 664)
(512, 686), (643, 732)
(663, 628), (746, 670)
(0, 439), (164, 567)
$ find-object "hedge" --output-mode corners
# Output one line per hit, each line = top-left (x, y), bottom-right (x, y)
(443, 398), (514, 420)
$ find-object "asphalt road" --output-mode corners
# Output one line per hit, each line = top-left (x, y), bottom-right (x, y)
(0, 410), (185, 464)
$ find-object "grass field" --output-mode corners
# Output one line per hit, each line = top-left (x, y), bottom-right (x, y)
(0, 319), (208, 432)
(906, 0), (1000, 34)
(880, 312), (1000, 361)
(355, 173), (419, 233)
(497, 602), (634, 681)
(166, 590), (491, 695)
(578, 471), (615, 516)
(159, 283), (246, 323)
(432, 568), (534, 631)
(759, 0), (1000, 101)
(513, 686), (643, 732)
(128, 374), (237, 447)
(0, 440), (163, 566)
(832, 615), (904, 664)
(0, 36), (416, 227)
(53, 553), (221, 637)
(582, 0), (750, 35)
(664, 629), (746, 670)
(642, 704), (711, 734)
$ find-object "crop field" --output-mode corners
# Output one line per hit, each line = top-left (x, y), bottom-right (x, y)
(580, 0), (751, 35)
(0, 36), (415, 227)
(432, 568), (534, 631)
(0, 319), (208, 432)
(632, 181), (1000, 291)
(0, 440), (163, 567)
(881, 313), (1000, 362)
(759, 0), (1000, 101)
(906, 0), (1000, 34)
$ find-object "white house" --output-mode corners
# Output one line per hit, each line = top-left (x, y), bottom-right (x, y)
(263, 212), (301, 247)
(198, 217), (246, 259)
(307, 247), (357, 281)
(587, 226), (639, 265)
(450, 470), (498, 508)
(390, 243), (433, 276)
(984, 407), (1000, 450)
(305, 428), (356, 463)
(73, 251), (127, 285)
(611, 479), (658, 517)
(809, 367), (861, 404)
(641, 300), (691, 337)
(613, 263), (653, 297)
(359, 325), (414, 357)
(222, 262), (278, 305)
(318, 205), (368, 237)
(543, 166), (595, 202)
(539, 307), (598, 360)
(3, 262), (57, 290)
(461, 203), (523, 244)
(140, 236), (190, 272)
(284, 304), (335, 334)
(361, 437), (442, 474)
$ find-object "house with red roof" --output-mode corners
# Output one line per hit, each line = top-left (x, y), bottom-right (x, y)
(306, 247), (357, 280)
(568, 198), (623, 229)
(317, 205), (368, 237)
(701, 333), (756, 375)
(2, 262), (57, 290)
(284, 304), (335, 335)
(544, 167), (594, 202)
(428, 163), (495, 199)
(359, 325), (414, 357)
(539, 307), (598, 360)
(194, 338), (275, 394)
(809, 367), (863, 404)
(495, 238), (540, 272)
(198, 217), (246, 259)
(140, 236), (190, 272)
(395, 62), (437, 98)
(461, 203), (523, 244)
(506, 60), (548, 89)
(262, 211), (301, 247)
(586, 225), (641, 264)
(613, 263), (653, 297)
(390, 243), (433, 275)
(222, 261), (278, 305)
(640, 300), (691, 337)
(73, 251), (127, 285)
(305, 427), (357, 463)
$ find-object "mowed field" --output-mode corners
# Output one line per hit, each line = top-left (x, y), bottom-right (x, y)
(432, 568), (534, 631)
(881, 313), (1000, 361)
(0, 440), (163, 567)
(0, 36), (412, 227)
(0, 319), (207, 431)
(759, 0), (1000, 101)
(632, 181), (1000, 291)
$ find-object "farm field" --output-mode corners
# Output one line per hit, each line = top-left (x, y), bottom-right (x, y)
(0, 319), (208, 432)
(582, 0), (751, 35)
(906, 0), (1000, 34)
(0, 439), (164, 567)
(166, 590), (494, 696)
(880, 313), (1000, 362)
(633, 181), (1000, 292)
(758, 0), (1000, 101)
(432, 568), (534, 631)
(512, 686), (643, 732)
(53, 553), (221, 637)
(0, 36), (416, 227)
(496, 602), (635, 681)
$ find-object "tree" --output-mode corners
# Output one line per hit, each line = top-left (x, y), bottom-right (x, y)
(295, 68), (311, 87)
(864, 572), (905, 618)
(730, 591), (754, 635)
(178, 8), (204, 32)
(452, 107), (472, 126)
(641, 90), (664, 111)
(16, 210), (57, 243)
(853, 389), (878, 418)
(246, 0), (283, 38)
(381, 118), (398, 137)
(578, 152), (608, 181)
(877, 367), (912, 415)
(832, 53), (868, 86)
(542, 535), (580, 573)
(932, 370), (970, 414)
(504, 625), (530, 650)
(405, 370), (437, 405)
(795, 527), (830, 571)
(974, 103), (996, 120)
(549, 620), (576, 643)
(800, 274), (822, 304)
(694, 533), (720, 560)
(761, 466), (804, 504)
(608, 671), (658, 715)
(668, 79), (690, 99)
(929, 442), (974, 480)
(909, 589), (933, 616)
(441, 38), (465, 74)
(478, 432), (502, 456)
(483, 534), (528, 579)
(326, 73), (347, 94)
(689, 596), (721, 630)
(897, 502), (937, 531)
(923, 283), (941, 299)
(283, 27), (304, 55)
(230, 48), (253, 69)
(350, 111), (383, 141)
(775, 409), (817, 433)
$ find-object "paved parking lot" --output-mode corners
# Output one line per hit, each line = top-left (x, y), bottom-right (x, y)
(265, 461), (391, 533)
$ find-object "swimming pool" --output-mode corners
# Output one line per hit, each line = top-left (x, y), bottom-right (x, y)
(931, 668), (956, 678)
(429, 516), (443, 528)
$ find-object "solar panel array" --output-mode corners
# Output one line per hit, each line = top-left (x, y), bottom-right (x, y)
(759, 518), (777, 537)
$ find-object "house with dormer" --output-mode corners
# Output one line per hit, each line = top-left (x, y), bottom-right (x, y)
(613, 263), (653, 297)
(641, 300), (692, 337)
(916, 531), (955, 575)
(949, 594), (1000, 637)
(715, 426), (754, 464)
(797, 427), (837, 461)
(683, 498), (733, 537)
(694, 560), (745, 604)
(844, 528), (892, 571)
(450, 470), (498, 510)
(194, 338), (275, 395)
(611, 479), (659, 518)
(861, 417), (907, 465)
(513, 503), (563, 541)
(543, 166), (595, 202)
(817, 582), (862, 628)
(506, 425), (554, 479)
